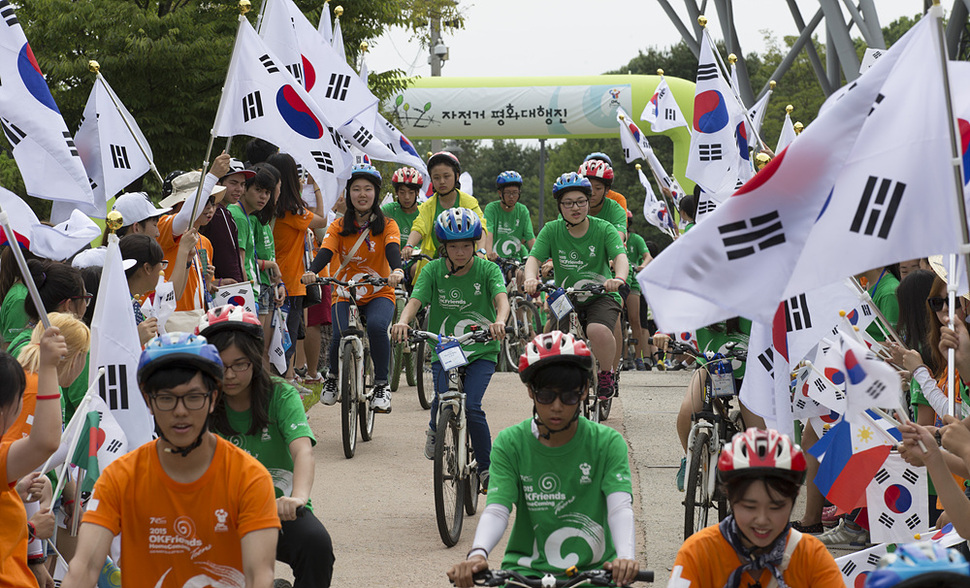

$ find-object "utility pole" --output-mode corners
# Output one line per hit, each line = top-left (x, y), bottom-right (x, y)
(429, 18), (448, 153)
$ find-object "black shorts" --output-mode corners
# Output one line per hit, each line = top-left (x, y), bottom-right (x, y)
(551, 296), (622, 333)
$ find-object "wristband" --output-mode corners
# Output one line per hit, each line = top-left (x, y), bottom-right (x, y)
(27, 521), (35, 541)
(27, 554), (46, 565)
(36, 394), (61, 401)
(466, 547), (488, 560)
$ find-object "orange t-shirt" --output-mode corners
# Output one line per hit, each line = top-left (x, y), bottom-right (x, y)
(4, 372), (38, 442)
(273, 209), (314, 297)
(157, 215), (215, 311)
(606, 189), (628, 213)
(670, 525), (842, 587)
(0, 441), (35, 587)
(83, 436), (280, 588)
(322, 219), (400, 305)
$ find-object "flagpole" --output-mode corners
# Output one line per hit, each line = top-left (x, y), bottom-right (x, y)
(0, 211), (51, 329)
(49, 369), (105, 505)
(90, 66), (164, 185)
(38, 369), (105, 477)
(848, 278), (905, 345)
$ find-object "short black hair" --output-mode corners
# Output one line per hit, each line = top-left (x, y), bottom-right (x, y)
(722, 474), (800, 506)
(679, 193), (698, 221)
(246, 139), (278, 165)
(120, 234), (164, 279)
(530, 363), (589, 391)
(0, 350), (26, 410)
(141, 366), (218, 397)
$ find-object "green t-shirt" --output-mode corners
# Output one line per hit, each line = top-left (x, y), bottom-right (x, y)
(410, 257), (507, 363)
(694, 319), (752, 379)
(487, 417), (633, 578)
(590, 197), (626, 235)
(7, 327), (31, 363)
(624, 233), (648, 290)
(220, 379), (316, 504)
(1, 283), (29, 345)
(483, 201), (535, 261)
(867, 270), (899, 342)
(381, 202), (419, 247)
(253, 218), (276, 287)
(228, 203), (258, 283)
(530, 216), (626, 304)
(61, 354), (91, 424)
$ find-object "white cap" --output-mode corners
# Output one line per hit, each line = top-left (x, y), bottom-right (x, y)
(112, 192), (172, 227)
(71, 247), (137, 271)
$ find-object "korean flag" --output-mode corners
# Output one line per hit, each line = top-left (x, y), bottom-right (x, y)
(865, 453), (929, 544)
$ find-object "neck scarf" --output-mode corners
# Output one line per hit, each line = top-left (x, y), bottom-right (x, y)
(719, 515), (791, 588)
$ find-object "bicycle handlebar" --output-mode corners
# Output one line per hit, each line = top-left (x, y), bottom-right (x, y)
(408, 327), (494, 346)
(318, 275), (388, 289)
(536, 283), (608, 296)
(647, 337), (747, 361)
(469, 568), (654, 587)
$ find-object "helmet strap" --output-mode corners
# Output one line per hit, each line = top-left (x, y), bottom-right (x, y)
(156, 418), (210, 458)
(531, 401), (582, 440)
(445, 252), (471, 278)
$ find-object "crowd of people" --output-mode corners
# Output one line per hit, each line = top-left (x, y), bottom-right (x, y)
(1, 136), (970, 588)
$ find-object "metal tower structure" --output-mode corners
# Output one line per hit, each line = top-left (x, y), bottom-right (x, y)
(656, 0), (970, 105)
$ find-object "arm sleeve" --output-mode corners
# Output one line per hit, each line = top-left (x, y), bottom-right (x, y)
(308, 248), (334, 275)
(172, 173), (219, 236)
(606, 491), (635, 560)
(468, 502), (511, 557)
(385, 243), (402, 271)
(913, 366), (949, 417)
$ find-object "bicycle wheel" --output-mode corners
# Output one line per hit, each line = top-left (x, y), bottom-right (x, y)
(599, 396), (613, 421)
(359, 355), (376, 442)
(390, 300), (405, 391)
(463, 433), (480, 515)
(503, 299), (540, 372)
(340, 342), (359, 459)
(416, 314), (434, 410)
(434, 406), (466, 547)
(405, 316), (418, 386)
(684, 429), (712, 540)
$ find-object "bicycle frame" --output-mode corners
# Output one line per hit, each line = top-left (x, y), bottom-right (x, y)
(439, 367), (476, 482)
(335, 287), (368, 403)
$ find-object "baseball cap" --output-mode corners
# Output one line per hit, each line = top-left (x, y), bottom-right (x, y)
(112, 192), (172, 227)
(219, 158), (256, 182)
(159, 171), (227, 209)
(72, 247), (138, 271)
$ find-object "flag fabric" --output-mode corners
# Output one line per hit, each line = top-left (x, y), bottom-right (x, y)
(213, 15), (353, 213)
(789, 365), (834, 419)
(866, 454), (929, 543)
(808, 418), (892, 512)
(89, 238), (153, 448)
(685, 30), (746, 194)
(851, 409), (902, 452)
(151, 275), (177, 335)
(747, 88), (772, 140)
(259, 0), (377, 128)
(371, 112), (430, 179)
(915, 522), (967, 548)
(0, 187), (101, 261)
(639, 9), (953, 332)
(738, 305), (792, 431)
(53, 74), (154, 222)
(269, 307), (288, 374)
(641, 76), (689, 133)
(839, 331), (903, 415)
(70, 410), (101, 492)
(317, 1), (333, 45)
(618, 107), (654, 164)
(359, 50), (368, 85)
(638, 166), (675, 236)
(776, 112), (797, 153)
(835, 543), (895, 587)
(214, 281), (257, 315)
(331, 11), (345, 63)
(0, 3), (93, 206)
(46, 393), (128, 476)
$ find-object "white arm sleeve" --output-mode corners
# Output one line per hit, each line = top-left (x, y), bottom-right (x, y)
(468, 502), (510, 559)
(914, 366), (950, 417)
(172, 172), (220, 236)
(607, 491), (635, 560)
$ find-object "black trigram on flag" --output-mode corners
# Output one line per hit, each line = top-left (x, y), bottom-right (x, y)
(696, 198), (718, 216)
(1, 118), (26, 147)
(902, 468), (919, 485)
(841, 561), (857, 576)
(905, 513), (921, 529)
(100, 364), (130, 411)
(813, 378), (827, 395)
(696, 63), (718, 81)
(865, 380), (886, 400)
(327, 127), (348, 152)
(622, 148), (631, 161)
(874, 468), (890, 484)
(758, 347), (774, 378)
(0, 0), (18, 27)
(285, 62), (304, 87)
(850, 176), (905, 239)
(353, 127), (373, 147)
(784, 293), (812, 331)
(862, 303), (873, 317)
(719, 211), (786, 260)
(110, 144), (130, 169)
(325, 73), (351, 101)
(310, 150), (334, 174)
(63, 132), (79, 157)
(258, 54), (279, 74)
(104, 439), (123, 454)
(698, 143), (722, 161)
(89, 178), (99, 191)
(664, 108), (677, 121)
(866, 553), (882, 566)
(243, 91), (264, 122)
(868, 93), (885, 116)
(877, 512), (895, 528)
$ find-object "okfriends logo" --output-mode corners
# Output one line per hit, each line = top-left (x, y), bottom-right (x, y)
(524, 473), (567, 510)
(440, 287), (468, 310)
(558, 249), (585, 271)
(149, 515), (210, 559)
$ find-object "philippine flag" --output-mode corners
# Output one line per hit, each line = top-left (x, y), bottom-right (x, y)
(809, 418), (891, 512)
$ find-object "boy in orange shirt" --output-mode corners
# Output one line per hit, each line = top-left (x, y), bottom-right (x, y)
(63, 332), (280, 588)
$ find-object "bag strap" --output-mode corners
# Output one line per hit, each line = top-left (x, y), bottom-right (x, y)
(763, 529), (802, 588)
(335, 228), (371, 277)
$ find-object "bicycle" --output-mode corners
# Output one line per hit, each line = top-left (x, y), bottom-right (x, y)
(319, 275), (387, 459)
(408, 326), (495, 547)
(493, 257), (541, 373)
(468, 567), (654, 587)
(537, 282), (612, 423)
(390, 252), (433, 396)
(651, 338), (747, 540)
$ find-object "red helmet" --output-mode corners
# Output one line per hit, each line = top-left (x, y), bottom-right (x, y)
(578, 159), (614, 182)
(718, 428), (807, 484)
(518, 331), (593, 384)
(391, 167), (424, 187)
(196, 304), (263, 340)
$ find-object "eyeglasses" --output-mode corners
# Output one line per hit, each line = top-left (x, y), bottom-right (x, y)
(158, 260), (169, 269)
(502, 189), (521, 197)
(560, 199), (589, 209)
(61, 293), (93, 307)
(150, 392), (211, 411)
(225, 360), (252, 373)
(533, 387), (583, 406)
(928, 296), (947, 312)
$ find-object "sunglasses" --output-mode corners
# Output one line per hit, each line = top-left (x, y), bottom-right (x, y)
(533, 387), (583, 406)
(928, 296), (947, 312)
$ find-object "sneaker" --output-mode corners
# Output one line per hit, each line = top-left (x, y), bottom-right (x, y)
(274, 580), (293, 588)
(596, 370), (615, 399)
(303, 371), (323, 385)
(634, 358), (646, 371)
(424, 428), (436, 460)
(479, 469), (489, 494)
(320, 376), (338, 406)
(791, 520), (824, 534)
(676, 457), (686, 492)
(670, 361), (686, 371)
(821, 505), (841, 528)
(372, 383), (391, 413)
(817, 519), (869, 546)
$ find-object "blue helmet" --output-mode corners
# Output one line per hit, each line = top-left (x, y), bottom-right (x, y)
(865, 541), (970, 588)
(137, 332), (224, 386)
(496, 170), (523, 189)
(552, 172), (592, 199)
(348, 163), (382, 191)
(434, 207), (483, 243)
(584, 152), (613, 166)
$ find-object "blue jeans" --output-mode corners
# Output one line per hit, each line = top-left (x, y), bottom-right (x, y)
(430, 359), (494, 472)
(328, 296), (394, 383)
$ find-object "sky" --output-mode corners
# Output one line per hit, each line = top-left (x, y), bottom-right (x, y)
(365, 0), (925, 79)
